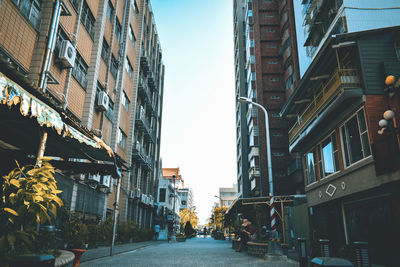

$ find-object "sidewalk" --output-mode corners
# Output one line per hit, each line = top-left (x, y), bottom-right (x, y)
(80, 240), (165, 263)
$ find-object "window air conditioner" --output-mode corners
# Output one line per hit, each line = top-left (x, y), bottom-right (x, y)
(88, 173), (101, 183)
(58, 40), (76, 68)
(129, 190), (135, 199)
(134, 188), (141, 198)
(100, 175), (111, 188)
(97, 91), (109, 111)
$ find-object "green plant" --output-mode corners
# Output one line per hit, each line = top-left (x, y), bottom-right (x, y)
(61, 212), (88, 249)
(0, 159), (63, 264)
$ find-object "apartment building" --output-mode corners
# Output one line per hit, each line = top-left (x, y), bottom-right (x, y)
(280, 1), (400, 264)
(218, 185), (237, 207)
(233, 0), (301, 199)
(0, 0), (165, 228)
(177, 187), (193, 210)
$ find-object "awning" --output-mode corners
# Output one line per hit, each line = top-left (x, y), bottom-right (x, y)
(0, 72), (122, 176)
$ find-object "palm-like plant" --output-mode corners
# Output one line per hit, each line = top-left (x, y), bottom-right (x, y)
(0, 158), (63, 262)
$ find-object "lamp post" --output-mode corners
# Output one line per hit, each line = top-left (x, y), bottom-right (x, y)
(214, 196), (224, 232)
(171, 174), (176, 241)
(237, 96), (276, 235)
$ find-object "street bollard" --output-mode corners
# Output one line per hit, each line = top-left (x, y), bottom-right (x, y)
(353, 242), (370, 267)
(298, 238), (308, 267)
(319, 239), (330, 257)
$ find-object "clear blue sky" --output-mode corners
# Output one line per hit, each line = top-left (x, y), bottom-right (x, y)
(151, 0), (236, 224)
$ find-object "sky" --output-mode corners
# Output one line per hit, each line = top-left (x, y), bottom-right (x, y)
(151, 0), (237, 224)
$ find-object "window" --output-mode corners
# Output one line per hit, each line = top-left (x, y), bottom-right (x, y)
(305, 150), (317, 184)
(81, 1), (95, 39)
(117, 128), (127, 149)
(272, 113), (280, 117)
(285, 74), (294, 91)
(131, 0), (139, 15)
(125, 58), (133, 78)
(128, 25), (136, 47)
(341, 109), (371, 166)
(269, 61), (278, 64)
(105, 98), (114, 121)
(272, 132), (283, 137)
(264, 14), (274, 18)
(267, 29), (276, 32)
(111, 55), (118, 78)
(269, 78), (279, 82)
(12, 0), (41, 29)
(121, 91), (130, 111)
(268, 44), (277, 48)
(71, 53), (88, 89)
(318, 132), (339, 178)
(70, 0), (80, 10)
(101, 38), (109, 62)
(273, 152), (285, 157)
(395, 39), (400, 60)
(181, 200), (186, 205)
(270, 95), (280, 99)
(54, 27), (69, 57)
(115, 19), (122, 42)
(159, 188), (166, 202)
(106, 1), (114, 21)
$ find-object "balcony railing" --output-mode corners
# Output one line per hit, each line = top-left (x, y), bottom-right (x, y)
(289, 68), (360, 141)
(135, 107), (155, 143)
(147, 72), (157, 91)
(138, 77), (152, 104)
(140, 51), (149, 74)
(132, 141), (147, 163)
(249, 166), (260, 179)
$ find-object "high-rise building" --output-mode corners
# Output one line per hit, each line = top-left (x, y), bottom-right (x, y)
(233, 0), (301, 199)
(0, 0), (165, 229)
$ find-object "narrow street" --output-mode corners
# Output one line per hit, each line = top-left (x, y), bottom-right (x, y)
(80, 237), (298, 267)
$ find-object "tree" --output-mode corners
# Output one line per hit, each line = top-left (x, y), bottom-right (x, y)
(179, 208), (198, 230)
(207, 206), (228, 230)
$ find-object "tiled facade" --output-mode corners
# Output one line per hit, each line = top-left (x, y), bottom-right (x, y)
(233, 0), (301, 199)
(0, 0), (164, 228)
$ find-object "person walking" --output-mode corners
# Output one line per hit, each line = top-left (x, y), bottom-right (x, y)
(154, 224), (160, 241)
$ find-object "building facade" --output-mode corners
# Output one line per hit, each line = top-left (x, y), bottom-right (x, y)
(233, 0), (301, 199)
(218, 185), (238, 207)
(177, 187), (193, 210)
(0, 0), (165, 229)
(282, 1), (400, 264)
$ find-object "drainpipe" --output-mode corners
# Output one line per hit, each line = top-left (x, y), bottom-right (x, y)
(39, 0), (63, 92)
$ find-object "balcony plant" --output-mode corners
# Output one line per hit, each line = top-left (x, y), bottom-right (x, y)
(0, 158), (63, 266)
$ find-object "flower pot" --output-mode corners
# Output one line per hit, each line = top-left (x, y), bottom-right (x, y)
(69, 249), (86, 267)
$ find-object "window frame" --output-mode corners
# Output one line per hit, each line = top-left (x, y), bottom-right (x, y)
(12, 0), (42, 30)
(317, 131), (340, 179)
(304, 149), (317, 185)
(110, 55), (119, 79)
(117, 128), (127, 149)
(81, 1), (95, 39)
(71, 53), (88, 89)
(101, 38), (110, 63)
(340, 108), (371, 168)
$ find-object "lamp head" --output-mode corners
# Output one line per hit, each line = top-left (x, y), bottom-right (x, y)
(383, 110), (395, 120)
(379, 119), (388, 128)
(237, 97), (252, 104)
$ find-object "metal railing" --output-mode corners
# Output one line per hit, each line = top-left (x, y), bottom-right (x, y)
(289, 68), (360, 141)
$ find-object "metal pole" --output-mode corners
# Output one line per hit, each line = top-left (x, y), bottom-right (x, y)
(36, 130), (48, 167)
(220, 199), (223, 232)
(110, 175), (121, 256)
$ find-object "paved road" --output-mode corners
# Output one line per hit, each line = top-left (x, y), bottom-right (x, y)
(80, 237), (298, 267)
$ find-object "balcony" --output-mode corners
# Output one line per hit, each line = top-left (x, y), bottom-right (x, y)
(138, 77), (152, 104)
(147, 72), (157, 91)
(143, 155), (153, 170)
(132, 141), (147, 163)
(140, 51), (150, 75)
(289, 69), (361, 142)
(135, 107), (155, 143)
(249, 166), (260, 179)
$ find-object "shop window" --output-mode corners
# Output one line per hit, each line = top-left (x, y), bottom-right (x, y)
(340, 109), (371, 167)
(12, 0), (42, 29)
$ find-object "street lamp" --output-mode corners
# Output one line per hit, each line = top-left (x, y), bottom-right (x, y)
(237, 97), (278, 238)
(214, 196), (224, 232)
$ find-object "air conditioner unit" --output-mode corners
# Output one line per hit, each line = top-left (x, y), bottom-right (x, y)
(149, 195), (154, 206)
(134, 188), (141, 198)
(99, 175), (111, 188)
(97, 91), (109, 111)
(58, 40), (76, 68)
(88, 173), (101, 183)
(129, 190), (135, 199)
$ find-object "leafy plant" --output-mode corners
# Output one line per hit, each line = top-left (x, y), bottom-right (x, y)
(60, 212), (88, 249)
(0, 159), (63, 264)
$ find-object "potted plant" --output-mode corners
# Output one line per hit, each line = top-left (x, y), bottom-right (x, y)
(0, 158), (63, 266)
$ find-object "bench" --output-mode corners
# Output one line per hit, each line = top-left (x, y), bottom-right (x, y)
(246, 242), (269, 258)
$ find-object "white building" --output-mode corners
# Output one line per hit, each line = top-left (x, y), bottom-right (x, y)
(177, 187), (193, 210)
